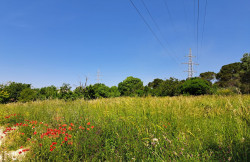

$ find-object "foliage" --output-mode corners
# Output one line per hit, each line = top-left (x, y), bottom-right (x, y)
(214, 88), (238, 96)
(180, 78), (211, 95)
(92, 83), (110, 98)
(59, 83), (75, 101)
(158, 77), (182, 96)
(109, 86), (120, 97)
(216, 62), (241, 88)
(148, 78), (164, 89)
(0, 90), (9, 104)
(240, 53), (250, 93)
(118, 76), (144, 96)
(4, 82), (31, 102)
(18, 88), (38, 102)
(38, 86), (58, 100)
(199, 71), (216, 83)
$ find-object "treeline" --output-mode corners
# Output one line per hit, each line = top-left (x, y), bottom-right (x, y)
(0, 53), (249, 103)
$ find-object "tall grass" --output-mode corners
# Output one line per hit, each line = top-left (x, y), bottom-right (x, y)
(0, 95), (249, 161)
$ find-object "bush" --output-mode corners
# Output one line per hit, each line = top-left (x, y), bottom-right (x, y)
(180, 78), (211, 95)
(118, 76), (144, 96)
(18, 88), (38, 102)
(215, 88), (239, 96)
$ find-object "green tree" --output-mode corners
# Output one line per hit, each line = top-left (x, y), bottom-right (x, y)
(180, 77), (211, 95)
(18, 88), (38, 102)
(39, 85), (58, 100)
(92, 83), (110, 98)
(109, 86), (120, 97)
(118, 76), (144, 96)
(158, 77), (181, 96)
(148, 78), (164, 89)
(199, 71), (216, 83)
(73, 86), (85, 98)
(4, 82), (31, 102)
(59, 83), (74, 101)
(0, 90), (9, 104)
(240, 53), (250, 93)
(216, 62), (241, 87)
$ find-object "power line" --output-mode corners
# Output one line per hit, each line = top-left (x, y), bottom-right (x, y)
(162, 0), (177, 33)
(128, 0), (178, 63)
(140, 0), (177, 57)
(197, 0), (200, 60)
(200, 0), (208, 54)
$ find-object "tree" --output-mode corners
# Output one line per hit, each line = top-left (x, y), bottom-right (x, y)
(180, 77), (211, 95)
(4, 82), (31, 102)
(148, 78), (164, 89)
(18, 88), (37, 102)
(59, 83), (74, 100)
(109, 86), (120, 97)
(240, 53), (250, 93)
(39, 85), (58, 100)
(0, 90), (9, 104)
(158, 77), (182, 96)
(216, 62), (241, 87)
(199, 71), (216, 83)
(92, 83), (110, 98)
(118, 76), (144, 96)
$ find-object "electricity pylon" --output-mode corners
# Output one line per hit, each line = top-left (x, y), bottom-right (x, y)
(182, 49), (199, 79)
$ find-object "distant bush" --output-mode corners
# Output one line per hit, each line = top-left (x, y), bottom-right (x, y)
(18, 88), (38, 102)
(118, 76), (144, 97)
(215, 88), (239, 96)
(180, 78), (211, 95)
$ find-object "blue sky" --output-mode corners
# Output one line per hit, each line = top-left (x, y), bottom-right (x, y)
(0, 0), (249, 88)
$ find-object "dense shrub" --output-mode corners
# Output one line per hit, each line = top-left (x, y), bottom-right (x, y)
(180, 78), (211, 95)
(118, 76), (144, 96)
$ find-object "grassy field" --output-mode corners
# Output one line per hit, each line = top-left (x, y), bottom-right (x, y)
(0, 95), (249, 161)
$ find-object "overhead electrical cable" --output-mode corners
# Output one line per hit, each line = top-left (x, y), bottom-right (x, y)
(162, 0), (177, 33)
(140, 0), (178, 57)
(200, 0), (208, 55)
(196, 0), (200, 60)
(128, 0), (178, 63)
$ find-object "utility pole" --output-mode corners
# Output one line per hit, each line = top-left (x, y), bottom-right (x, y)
(182, 48), (199, 79)
(96, 69), (102, 83)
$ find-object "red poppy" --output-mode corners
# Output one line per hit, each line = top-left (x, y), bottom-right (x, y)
(91, 126), (94, 129)
(87, 122), (90, 125)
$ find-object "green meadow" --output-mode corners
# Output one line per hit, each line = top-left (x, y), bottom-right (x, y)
(0, 95), (249, 161)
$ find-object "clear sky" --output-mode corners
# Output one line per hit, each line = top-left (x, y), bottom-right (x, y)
(0, 0), (249, 88)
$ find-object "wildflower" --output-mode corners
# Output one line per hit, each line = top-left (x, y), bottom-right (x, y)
(87, 122), (90, 125)
(70, 123), (74, 127)
(50, 148), (53, 151)
(52, 142), (57, 145)
(91, 126), (94, 129)
(20, 146), (23, 149)
(34, 132), (37, 135)
(68, 127), (72, 130)
(27, 138), (31, 141)
(62, 124), (67, 127)
(19, 151), (22, 154)
(64, 137), (68, 141)
(87, 128), (90, 131)
(39, 143), (42, 146)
